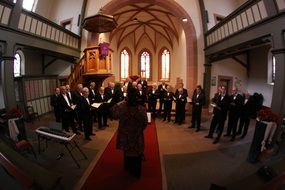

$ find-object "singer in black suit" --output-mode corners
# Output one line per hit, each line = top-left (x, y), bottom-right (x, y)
(137, 84), (147, 106)
(95, 86), (109, 129)
(163, 86), (174, 122)
(50, 87), (61, 122)
(224, 88), (243, 141)
(237, 92), (255, 138)
(58, 86), (79, 134)
(205, 86), (230, 144)
(148, 83), (159, 119)
(158, 81), (168, 114)
(79, 87), (94, 141)
(189, 85), (205, 131)
(174, 88), (187, 125)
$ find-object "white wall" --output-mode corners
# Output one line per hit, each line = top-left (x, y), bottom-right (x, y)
(210, 58), (248, 96)
(247, 45), (273, 107)
(35, 0), (82, 34)
(204, 0), (247, 29)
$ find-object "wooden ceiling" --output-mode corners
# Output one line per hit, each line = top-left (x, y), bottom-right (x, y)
(109, 3), (181, 52)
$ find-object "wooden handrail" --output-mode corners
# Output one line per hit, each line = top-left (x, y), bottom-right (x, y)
(0, 152), (33, 189)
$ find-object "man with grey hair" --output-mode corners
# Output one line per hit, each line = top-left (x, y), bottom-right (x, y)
(78, 87), (94, 140)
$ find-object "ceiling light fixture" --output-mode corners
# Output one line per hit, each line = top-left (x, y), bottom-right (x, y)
(182, 18), (188, 22)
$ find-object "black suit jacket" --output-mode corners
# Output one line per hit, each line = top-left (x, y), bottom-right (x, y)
(58, 94), (73, 113)
(192, 92), (205, 108)
(214, 94), (230, 121)
(78, 96), (92, 118)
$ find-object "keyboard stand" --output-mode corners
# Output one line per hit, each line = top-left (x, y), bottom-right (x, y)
(36, 129), (87, 168)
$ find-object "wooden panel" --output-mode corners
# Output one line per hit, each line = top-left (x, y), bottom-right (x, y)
(35, 99), (42, 115)
(55, 29), (59, 41)
(31, 100), (37, 113)
(30, 18), (37, 34)
(252, 4), (261, 22)
(1, 7), (11, 25)
(232, 18), (238, 32)
(24, 16), (32, 32)
(36, 21), (42, 35)
(50, 27), (55, 40)
(41, 23), (47, 37)
(276, 0), (285, 11)
(29, 80), (35, 100)
(25, 81), (31, 101)
(0, 5), (3, 22)
(34, 80), (39, 98)
(241, 12), (248, 28)
(42, 79), (47, 96)
(45, 79), (50, 96)
(46, 25), (51, 39)
(236, 15), (243, 30)
(40, 99), (45, 114)
(18, 13), (26, 30)
(44, 97), (49, 113)
(228, 20), (233, 35)
(38, 80), (43, 97)
(258, 1), (268, 19)
(246, 9), (254, 25)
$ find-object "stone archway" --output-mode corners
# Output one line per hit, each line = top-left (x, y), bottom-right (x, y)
(102, 0), (198, 92)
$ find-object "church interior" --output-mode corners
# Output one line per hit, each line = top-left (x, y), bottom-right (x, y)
(0, 0), (285, 189)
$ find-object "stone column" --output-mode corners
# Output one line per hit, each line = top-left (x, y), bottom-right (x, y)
(1, 52), (16, 110)
(203, 58), (212, 106)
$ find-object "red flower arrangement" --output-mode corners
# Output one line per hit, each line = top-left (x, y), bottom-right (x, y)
(257, 107), (281, 125)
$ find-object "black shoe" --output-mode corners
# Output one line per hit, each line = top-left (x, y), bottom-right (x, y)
(240, 135), (245, 139)
(188, 125), (195, 128)
(195, 129), (200, 132)
(223, 134), (230, 137)
(85, 137), (92, 141)
(91, 133), (96, 136)
(162, 119), (166, 121)
(104, 124), (109, 127)
(236, 132), (241, 136)
(213, 139), (219, 144)
(230, 138), (235, 142)
(205, 135), (213, 139)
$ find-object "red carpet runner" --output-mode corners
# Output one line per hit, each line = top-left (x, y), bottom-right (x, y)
(81, 122), (162, 190)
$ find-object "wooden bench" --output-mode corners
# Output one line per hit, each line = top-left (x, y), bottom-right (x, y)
(0, 141), (62, 190)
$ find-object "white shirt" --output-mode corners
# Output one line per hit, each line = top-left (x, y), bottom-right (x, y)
(86, 97), (90, 105)
(63, 94), (70, 106)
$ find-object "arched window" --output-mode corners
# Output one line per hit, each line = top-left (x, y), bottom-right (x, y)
(159, 48), (170, 81)
(139, 50), (151, 80)
(14, 50), (25, 77)
(120, 49), (130, 80)
(13, 0), (37, 12)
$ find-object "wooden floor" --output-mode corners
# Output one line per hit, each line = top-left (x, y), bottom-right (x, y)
(24, 109), (256, 190)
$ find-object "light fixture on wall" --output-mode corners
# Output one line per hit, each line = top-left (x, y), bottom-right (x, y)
(82, 9), (117, 33)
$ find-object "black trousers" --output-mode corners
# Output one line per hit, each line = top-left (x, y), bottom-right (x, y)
(208, 114), (226, 140)
(124, 154), (142, 177)
(191, 105), (202, 129)
(238, 114), (251, 137)
(226, 112), (240, 138)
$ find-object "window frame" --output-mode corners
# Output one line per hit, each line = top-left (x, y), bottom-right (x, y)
(120, 48), (132, 81)
(138, 49), (152, 81)
(158, 47), (171, 82)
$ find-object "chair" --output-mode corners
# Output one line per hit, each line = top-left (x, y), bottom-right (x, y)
(26, 106), (39, 123)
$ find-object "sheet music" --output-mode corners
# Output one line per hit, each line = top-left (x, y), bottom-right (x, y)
(91, 103), (102, 108)
(210, 103), (217, 107)
(187, 97), (192, 103)
(107, 98), (112, 103)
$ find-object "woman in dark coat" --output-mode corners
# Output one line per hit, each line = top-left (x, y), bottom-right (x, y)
(111, 87), (148, 177)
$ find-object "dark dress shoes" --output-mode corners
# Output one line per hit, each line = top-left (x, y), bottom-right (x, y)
(213, 138), (219, 144)
(85, 137), (92, 141)
(205, 135), (213, 139)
